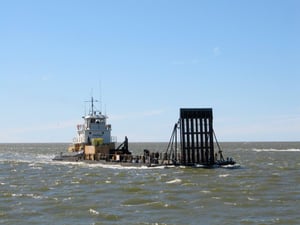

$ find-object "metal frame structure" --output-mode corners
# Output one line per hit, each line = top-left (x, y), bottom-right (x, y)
(180, 108), (214, 165)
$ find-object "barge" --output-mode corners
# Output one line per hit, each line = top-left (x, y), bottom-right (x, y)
(53, 97), (238, 168)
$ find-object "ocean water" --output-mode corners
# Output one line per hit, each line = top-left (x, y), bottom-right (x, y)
(0, 142), (299, 225)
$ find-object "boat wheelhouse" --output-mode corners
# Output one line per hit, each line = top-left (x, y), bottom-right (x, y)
(68, 97), (115, 153)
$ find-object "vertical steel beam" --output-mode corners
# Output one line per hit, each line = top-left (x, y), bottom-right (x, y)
(200, 117), (204, 163)
(204, 117), (208, 164)
(209, 115), (214, 164)
(195, 118), (200, 163)
(191, 117), (195, 163)
(186, 117), (190, 163)
(180, 117), (186, 165)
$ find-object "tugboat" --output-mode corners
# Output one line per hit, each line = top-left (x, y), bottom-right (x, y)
(53, 98), (239, 168)
(53, 97), (159, 166)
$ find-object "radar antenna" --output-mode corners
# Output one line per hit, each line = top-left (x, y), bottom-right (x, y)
(85, 96), (98, 115)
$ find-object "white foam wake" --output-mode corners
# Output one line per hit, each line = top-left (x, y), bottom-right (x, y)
(252, 148), (300, 152)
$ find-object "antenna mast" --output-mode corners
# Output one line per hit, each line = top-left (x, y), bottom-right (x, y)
(85, 94), (98, 115)
(90, 96), (99, 115)
(99, 80), (102, 113)
(91, 96), (94, 115)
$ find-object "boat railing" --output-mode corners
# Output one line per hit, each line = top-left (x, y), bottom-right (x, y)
(92, 151), (171, 165)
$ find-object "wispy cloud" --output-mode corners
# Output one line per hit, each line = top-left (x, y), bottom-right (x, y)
(171, 59), (200, 65)
(191, 59), (200, 64)
(41, 75), (49, 81)
(4, 120), (79, 134)
(213, 47), (221, 56)
(110, 109), (165, 121)
(171, 60), (185, 65)
(142, 109), (164, 117)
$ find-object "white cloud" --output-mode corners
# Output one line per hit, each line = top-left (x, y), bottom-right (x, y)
(171, 59), (200, 65)
(191, 59), (200, 64)
(171, 60), (185, 65)
(41, 75), (49, 81)
(142, 109), (164, 117)
(110, 109), (164, 121)
(213, 47), (221, 56)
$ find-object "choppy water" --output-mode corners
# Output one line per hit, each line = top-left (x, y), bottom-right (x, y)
(0, 142), (299, 225)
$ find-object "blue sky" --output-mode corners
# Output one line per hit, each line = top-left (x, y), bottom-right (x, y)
(0, 0), (299, 142)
